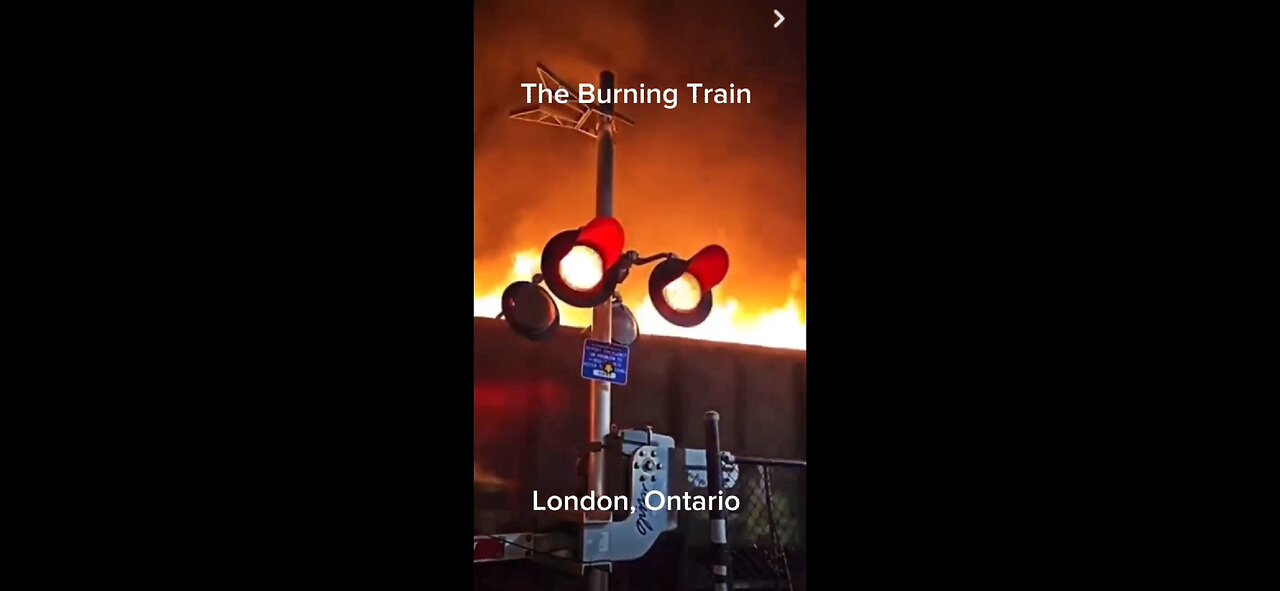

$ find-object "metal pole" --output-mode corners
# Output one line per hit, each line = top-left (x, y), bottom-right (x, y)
(585, 70), (615, 591)
(705, 411), (731, 591)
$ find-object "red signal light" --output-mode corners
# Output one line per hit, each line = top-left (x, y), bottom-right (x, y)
(648, 245), (729, 328)
(540, 217), (627, 308)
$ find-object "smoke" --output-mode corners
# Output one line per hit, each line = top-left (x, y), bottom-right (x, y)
(475, 0), (807, 313)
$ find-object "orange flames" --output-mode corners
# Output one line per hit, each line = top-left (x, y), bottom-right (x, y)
(474, 250), (806, 350)
(474, 0), (807, 353)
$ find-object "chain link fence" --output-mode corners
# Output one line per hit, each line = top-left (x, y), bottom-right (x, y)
(684, 461), (806, 590)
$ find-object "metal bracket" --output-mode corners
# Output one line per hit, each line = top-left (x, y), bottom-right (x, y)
(510, 63), (636, 139)
(563, 430), (741, 572)
(579, 442), (677, 568)
(606, 429), (738, 490)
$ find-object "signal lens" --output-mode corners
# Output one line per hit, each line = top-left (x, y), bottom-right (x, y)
(559, 245), (604, 291)
(661, 272), (702, 312)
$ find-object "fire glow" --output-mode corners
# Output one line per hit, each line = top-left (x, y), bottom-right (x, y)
(474, 250), (806, 351)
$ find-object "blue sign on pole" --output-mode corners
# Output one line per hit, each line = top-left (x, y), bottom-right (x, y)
(581, 339), (629, 385)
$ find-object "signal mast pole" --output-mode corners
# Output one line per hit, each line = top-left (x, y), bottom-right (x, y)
(585, 71), (615, 591)
(512, 64), (632, 591)
(587, 69), (614, 501)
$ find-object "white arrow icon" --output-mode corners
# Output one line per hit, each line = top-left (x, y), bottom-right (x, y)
(773, 9), (785, 28)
